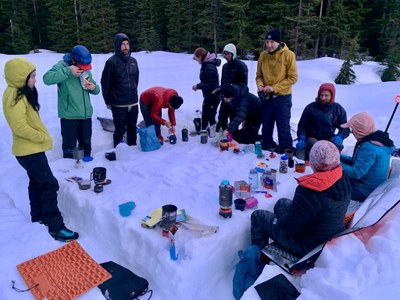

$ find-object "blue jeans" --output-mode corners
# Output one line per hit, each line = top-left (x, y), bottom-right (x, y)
(261, 94), (293, 153)
(16, 152), (65, 232)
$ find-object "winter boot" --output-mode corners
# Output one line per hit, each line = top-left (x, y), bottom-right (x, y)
(49, 227), (79, 242)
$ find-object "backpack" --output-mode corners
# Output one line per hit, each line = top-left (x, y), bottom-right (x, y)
(98, 261), (152, 300)
(137, 125), (161, 152)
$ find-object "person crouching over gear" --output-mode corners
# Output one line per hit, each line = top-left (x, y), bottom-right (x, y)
(217, 83), (262, 144)
(3, 58), (79, 242)
(296, 83), (350, 161)
(139, 87), (183, 143)
(43, 45), (100, 161)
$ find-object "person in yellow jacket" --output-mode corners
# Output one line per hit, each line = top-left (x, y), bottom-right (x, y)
(256, 29), (298, 153)
(2, 57), (79, 242)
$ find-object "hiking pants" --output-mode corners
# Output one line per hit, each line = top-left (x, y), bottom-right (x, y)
(261, 94), (293, 153)
(111, 105), (138, 147)
(140, 101), (162, 138)
(201, 94), (220, 130)
(251, 207), (307, 257)
(60, 118), (92, 158)
(16, 152), (65, 232)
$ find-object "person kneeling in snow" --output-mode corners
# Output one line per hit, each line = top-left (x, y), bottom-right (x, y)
(251, 140), (351, 258)
(296, 83), (350, 161)
(217, 83), (262, 144)
(340, 112), (395, 202)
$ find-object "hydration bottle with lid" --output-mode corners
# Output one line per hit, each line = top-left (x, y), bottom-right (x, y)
(248, 169), (258, 191)
(279, 154), (288, 174)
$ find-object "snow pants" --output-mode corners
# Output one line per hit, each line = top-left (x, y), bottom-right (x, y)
(16, 152), (65, 232)
(261, 94), (293, 153)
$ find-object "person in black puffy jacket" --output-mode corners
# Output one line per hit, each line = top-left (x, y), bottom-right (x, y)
(251, 140), (351, 257)
(101, 33), (139, 147)
(192, 47), (221, 137)
(218, 84), (262, 144)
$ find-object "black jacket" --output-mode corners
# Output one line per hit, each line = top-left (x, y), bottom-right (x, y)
(101, 33), (139, 106)
(221, 58), (248, 86)
(219, 85), (261, 133)
(197, 58), (221, 98)
(297, 101), (350, 140)
(274, 170), (351, 256)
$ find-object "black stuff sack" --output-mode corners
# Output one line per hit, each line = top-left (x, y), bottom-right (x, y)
(98, 261), (152, 300)
(254, 274), (300, 300)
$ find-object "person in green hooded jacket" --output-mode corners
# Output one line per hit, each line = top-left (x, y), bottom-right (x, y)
(3, 57), (79, 242)
(43, 45), (100, 160)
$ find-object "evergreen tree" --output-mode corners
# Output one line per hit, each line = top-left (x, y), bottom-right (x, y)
(165, 0), (189, 52)
(335, 59), (356, 84)
(0, 0), (14, 53)
(80, 0), (119, 53)
(46, 0), (77, 52)
(136, 0), (162, 51)
(110, 0), (139, 50)
(9, 0), (33, 53)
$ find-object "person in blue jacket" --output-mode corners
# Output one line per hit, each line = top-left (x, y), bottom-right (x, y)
(296, 83), (350, 161)
(340, 112), (395, 202)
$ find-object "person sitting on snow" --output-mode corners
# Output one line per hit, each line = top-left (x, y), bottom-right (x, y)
(340, 112), (395, 202)
(251, 140), (351, 258)
(296, 82), (350, 161)
(217, 83), (262, 144)
(139, 87), (183, 143)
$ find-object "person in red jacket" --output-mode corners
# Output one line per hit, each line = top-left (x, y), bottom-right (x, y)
(139, 87), (183, 142)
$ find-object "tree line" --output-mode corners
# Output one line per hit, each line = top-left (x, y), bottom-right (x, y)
(1, 0), (399, 74)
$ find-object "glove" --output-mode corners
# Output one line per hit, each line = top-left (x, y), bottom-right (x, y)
(257, 91), (267, 103)
(331, 134), (343, 147)
(296, 135), (306, 150)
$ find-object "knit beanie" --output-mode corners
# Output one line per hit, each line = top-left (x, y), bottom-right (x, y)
(341, 112), (376, 139)
(265, 29), (281, 43)
(169, 95), (183, 109)
(223, 43), (237, 59)
(309, 140), (340, 171)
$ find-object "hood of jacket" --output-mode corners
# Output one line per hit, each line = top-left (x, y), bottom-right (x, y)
(4, 58), (35, 89)
(296, 165), (343, 192)
(114, 33), (131, 59)
(316, 82), (336, 104)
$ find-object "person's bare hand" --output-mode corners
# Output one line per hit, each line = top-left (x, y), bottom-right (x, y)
(192, 85), (198, 91)
(70, 65), (83, 77)
(84, 80), (96, 91)
(165, 121), (172, 128)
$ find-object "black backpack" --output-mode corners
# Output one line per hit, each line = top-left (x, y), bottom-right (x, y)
(98, 261), (152, 300)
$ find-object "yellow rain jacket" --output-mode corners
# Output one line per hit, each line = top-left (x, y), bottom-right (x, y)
(2, 58), (52, 156)
(256, 43), (298, 96)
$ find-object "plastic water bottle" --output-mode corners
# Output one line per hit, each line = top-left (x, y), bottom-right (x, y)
(248, 169), (258, 191)
(279, 154), (288, 174)
(193, 110), (202, 133)
(116, 141), (130, 161)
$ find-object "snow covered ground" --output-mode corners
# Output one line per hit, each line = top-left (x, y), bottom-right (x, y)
(0, 51), (399, 299)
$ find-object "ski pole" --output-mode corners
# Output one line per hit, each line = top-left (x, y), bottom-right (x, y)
(385, 95), (400, 133)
